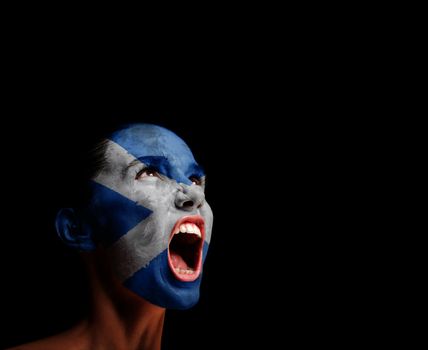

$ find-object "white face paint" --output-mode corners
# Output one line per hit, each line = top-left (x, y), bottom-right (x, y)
(86, 124), (213, 309)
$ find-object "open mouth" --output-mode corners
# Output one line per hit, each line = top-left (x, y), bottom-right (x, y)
(167, 215), (205, 282)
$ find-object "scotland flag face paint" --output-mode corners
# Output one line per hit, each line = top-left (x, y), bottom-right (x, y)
(84, 124), (213, 309)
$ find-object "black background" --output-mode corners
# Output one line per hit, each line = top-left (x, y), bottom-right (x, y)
(0, 6), (410, 349)
(0, 11), (408, 347)
(0, 92), (285, 349)
(0, 81), (369, 348)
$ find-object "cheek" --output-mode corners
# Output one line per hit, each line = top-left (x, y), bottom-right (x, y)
(89, 179), (177, 246)
(100, 182), (180, 282)
(135, 179), (177, 213)
(200, 202), (214, 244)
(106, 214), (171, 282)
(89, 182), (153, 246)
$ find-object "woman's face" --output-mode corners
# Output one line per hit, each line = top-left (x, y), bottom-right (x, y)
(86, 124), (213, 309)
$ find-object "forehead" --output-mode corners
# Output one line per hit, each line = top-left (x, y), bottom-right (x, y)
(109, 124), (195, 162)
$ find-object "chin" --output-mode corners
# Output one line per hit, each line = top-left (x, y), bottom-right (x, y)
(123, 245), (209, 309)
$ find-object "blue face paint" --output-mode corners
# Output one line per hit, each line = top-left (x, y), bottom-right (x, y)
(110, 124), (204, 186)
(124, 243), (209, 309)
(82, 124), (213, 309)
(133, 156), (206, 186)
(88, 182), (152, 246)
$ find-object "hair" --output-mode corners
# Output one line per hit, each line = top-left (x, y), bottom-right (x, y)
(87, 138), (110, 179)
(54, 117), (187, 210)
(54, 120), (123, 210)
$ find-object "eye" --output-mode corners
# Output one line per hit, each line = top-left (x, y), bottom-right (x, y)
(189, 175), (203, 186)
(136, 167), (159, 180)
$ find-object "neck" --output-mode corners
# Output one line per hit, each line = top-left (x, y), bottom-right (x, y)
(83, 252), (166, 350)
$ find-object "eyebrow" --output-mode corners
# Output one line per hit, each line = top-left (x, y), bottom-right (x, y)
(125, 156), (171, 172)
(187, 163), (205, 178)
(125, 155), (206, 179)
(125, 158), (143, 170)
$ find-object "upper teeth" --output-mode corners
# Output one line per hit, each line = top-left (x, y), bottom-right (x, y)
(176, 223), (201, 238)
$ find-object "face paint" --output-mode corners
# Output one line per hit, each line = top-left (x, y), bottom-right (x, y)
(85, 124), (213, 309)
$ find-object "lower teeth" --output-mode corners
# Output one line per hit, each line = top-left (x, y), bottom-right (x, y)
(175, 267), (195, 274)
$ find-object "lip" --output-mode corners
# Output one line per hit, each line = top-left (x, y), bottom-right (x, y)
(167, 215), (205, 282)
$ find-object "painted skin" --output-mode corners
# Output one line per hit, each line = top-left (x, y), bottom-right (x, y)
(8, 124), (213, 350)
(84, 124), (214, 309)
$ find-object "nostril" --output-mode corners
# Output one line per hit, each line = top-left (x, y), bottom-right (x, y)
(183, 200), (194, 208)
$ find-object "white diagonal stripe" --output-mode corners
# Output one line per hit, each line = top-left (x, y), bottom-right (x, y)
(92, 139), (213, 282)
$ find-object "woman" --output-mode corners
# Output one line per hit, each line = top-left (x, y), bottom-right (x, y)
(10, 123), (214, 350)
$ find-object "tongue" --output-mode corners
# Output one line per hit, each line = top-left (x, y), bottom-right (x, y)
(170, 252), (189, 270)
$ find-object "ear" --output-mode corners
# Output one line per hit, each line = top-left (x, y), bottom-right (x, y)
(55, 208), (97, 251)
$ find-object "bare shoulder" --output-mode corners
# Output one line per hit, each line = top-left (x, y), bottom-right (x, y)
(6, 337), (59, 350)
(7, 322), (89, 350)
(7, 336), (86, 350)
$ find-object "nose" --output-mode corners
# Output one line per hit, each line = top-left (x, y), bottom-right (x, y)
(175, 184), (205, 211)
